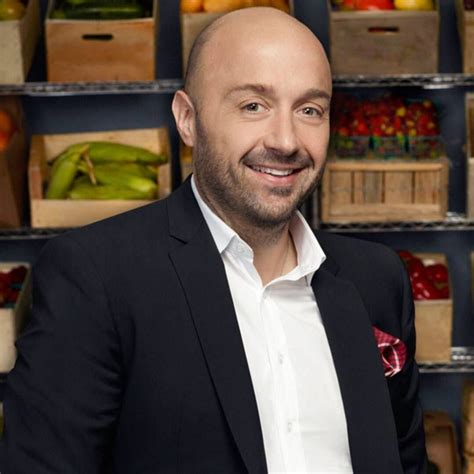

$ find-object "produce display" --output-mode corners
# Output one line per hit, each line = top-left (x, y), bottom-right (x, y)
(331, 0), (434, 10)
(180, 0), (290, 14)
(51, 0), (152, 20)
(331, 94), (441, 159)
(0, 265), (27, 309)
(397, 251), (450, 300)
(0, 0), (25, 20)
(0, 109), (16, 151)
(45, 142), (167, 200)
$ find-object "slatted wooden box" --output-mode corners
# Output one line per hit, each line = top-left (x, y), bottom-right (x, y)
(465, 94), (474, 219)
(463, 381), (474, 455)
(45, 0), (158, 82)
(0, 0), (40, 83)
(0, 96), (28, 228)
(28, 128), (172, 228)
(0, 262), (31, 374)
(328, 0), (439, 75)
(320, 158), (448, 223)
(414, 253), (452, 363)
(180, 0), (294, 73)
(424, 411), (461, 474)
(455, 0), (474, 74)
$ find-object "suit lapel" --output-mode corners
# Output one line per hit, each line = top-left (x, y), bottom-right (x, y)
(311, 261), (403, 473)
(167, 181), (267, 474)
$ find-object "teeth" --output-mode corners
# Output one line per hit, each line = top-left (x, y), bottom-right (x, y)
(251, 166), (294, 177)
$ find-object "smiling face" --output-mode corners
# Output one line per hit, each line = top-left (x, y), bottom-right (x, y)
(174, 8), (332, 231)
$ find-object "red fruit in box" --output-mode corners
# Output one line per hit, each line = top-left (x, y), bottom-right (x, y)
(438, 285), (450, 299)
(407, 258), (426, 279)
(424, 263), (449, 284)
(397, 250), (414, 262)
(9, 265), (27, 284)
(6, 288), (19, 304)
(411, 277), (442, 300)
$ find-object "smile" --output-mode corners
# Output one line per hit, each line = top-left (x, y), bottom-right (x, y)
(248, 165), (299, 177)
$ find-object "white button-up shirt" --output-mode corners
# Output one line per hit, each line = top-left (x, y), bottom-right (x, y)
(191, 177), (353, 474)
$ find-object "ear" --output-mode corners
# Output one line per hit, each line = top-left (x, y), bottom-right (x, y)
(172, 90), (196, 147)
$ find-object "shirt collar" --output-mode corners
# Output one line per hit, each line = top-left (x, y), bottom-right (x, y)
(191, 175), (326, 284)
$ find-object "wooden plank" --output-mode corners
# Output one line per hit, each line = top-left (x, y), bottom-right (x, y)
(414, 170), (438, 204)
(329, 171), (352, 206)
(363, 171), (383, 204)
(46, 0), (157, 82)
(326, 159), (444, 172)
(29, 127), (173, 228)
(328, 0), (439, 74)
(352, 171), (364, 204)
(0, 0), (40, 83)
(384, 171), (413, 204)
(456, 0), (474, 74)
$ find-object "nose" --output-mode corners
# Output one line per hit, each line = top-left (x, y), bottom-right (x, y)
(263, 109), (300, 157)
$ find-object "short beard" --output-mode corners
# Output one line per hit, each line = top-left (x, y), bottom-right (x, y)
(192, 115), (324, 234)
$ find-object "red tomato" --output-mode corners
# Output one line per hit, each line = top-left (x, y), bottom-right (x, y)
(411, 277), (441, 300)
(407, 258), (426, 280)
(424, 263), (449, 284)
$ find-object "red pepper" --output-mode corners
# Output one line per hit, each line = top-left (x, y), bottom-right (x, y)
(424, 263), (449, 284)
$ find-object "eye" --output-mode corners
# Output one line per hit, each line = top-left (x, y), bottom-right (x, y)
(301, 106), (322, 117)
(243, 102), (264, 113)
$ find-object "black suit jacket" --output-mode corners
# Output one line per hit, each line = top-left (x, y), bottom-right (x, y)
(2, 179), (427, 473)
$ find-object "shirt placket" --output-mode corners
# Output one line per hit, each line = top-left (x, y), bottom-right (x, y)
(261, 285), (307, 473)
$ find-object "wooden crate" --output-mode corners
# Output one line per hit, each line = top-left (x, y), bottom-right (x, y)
(45, 0), (158, 82)
(465, 94), (474, 219)
(180, 1), (294, 74)
(0, 262), (31, 374)
(28, 128), (172, 228)
(455, 0), (474, 74)
(320, 158), (449, 223)
(463, 381), (474, 455)
(0, 96), (27, 227)
(414, 253), (452, 363)
(0, 0), (40, 83)
(180, 141), (193, 182)
(465, 453), (474, 474)
(424, 411), (461, 474)
(413, 253), (452, 363)
(328, 0), (439, 75)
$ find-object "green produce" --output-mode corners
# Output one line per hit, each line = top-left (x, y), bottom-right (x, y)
(46, 152), (82, 199)
(77, 162), (157, 194)
(61, 3), (144, 19)
(67, 142), (166, 164)
(82, 162), (158, 180)
(69, 181), (156, 200)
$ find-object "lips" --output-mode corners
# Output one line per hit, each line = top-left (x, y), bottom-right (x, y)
(248, 165), (298, 177)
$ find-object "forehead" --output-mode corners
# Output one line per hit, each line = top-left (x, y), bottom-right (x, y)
(201, 26), (331, 100)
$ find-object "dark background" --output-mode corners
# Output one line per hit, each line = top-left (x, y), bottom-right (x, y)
(0, 0), (473, 447)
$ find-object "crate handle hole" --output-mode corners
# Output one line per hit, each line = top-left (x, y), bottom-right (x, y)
(367, 27), (399, 34)
(82, 34), (114, 41)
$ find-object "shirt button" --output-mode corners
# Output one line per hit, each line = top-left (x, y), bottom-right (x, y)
(278, 352), (284, 364)
(287, 421), (293, 433)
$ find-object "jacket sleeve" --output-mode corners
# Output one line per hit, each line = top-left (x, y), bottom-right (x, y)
(1, 234), (123, 473)
(390, 253), (428, 474)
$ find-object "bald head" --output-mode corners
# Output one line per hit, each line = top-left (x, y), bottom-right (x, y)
(184, 7), (331, 107)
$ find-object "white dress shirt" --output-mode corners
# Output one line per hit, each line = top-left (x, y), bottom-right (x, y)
(191, 177), (353, 474)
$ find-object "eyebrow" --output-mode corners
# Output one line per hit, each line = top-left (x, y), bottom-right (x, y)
(224, 83), (331, 103)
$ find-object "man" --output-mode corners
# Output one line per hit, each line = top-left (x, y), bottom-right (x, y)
(2, 7), (426, 474)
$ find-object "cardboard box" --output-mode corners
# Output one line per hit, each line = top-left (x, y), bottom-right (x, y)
(0, 96), (28, 227)
(328, 1), (439, 75)
(414, 253), (452, 363)
(0, 0), (40, 83)
(320, 158), (449, 223)
(464, 94), (474, 219)
(45, 0), (158, 82)
(28, 128), (172, 228)
(424, 411), (461, 474)
(0, 262), (31, 374)
(180, 0), (294, 73)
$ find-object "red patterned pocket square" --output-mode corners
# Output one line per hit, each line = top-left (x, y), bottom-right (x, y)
(372, 326), (407, 377)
